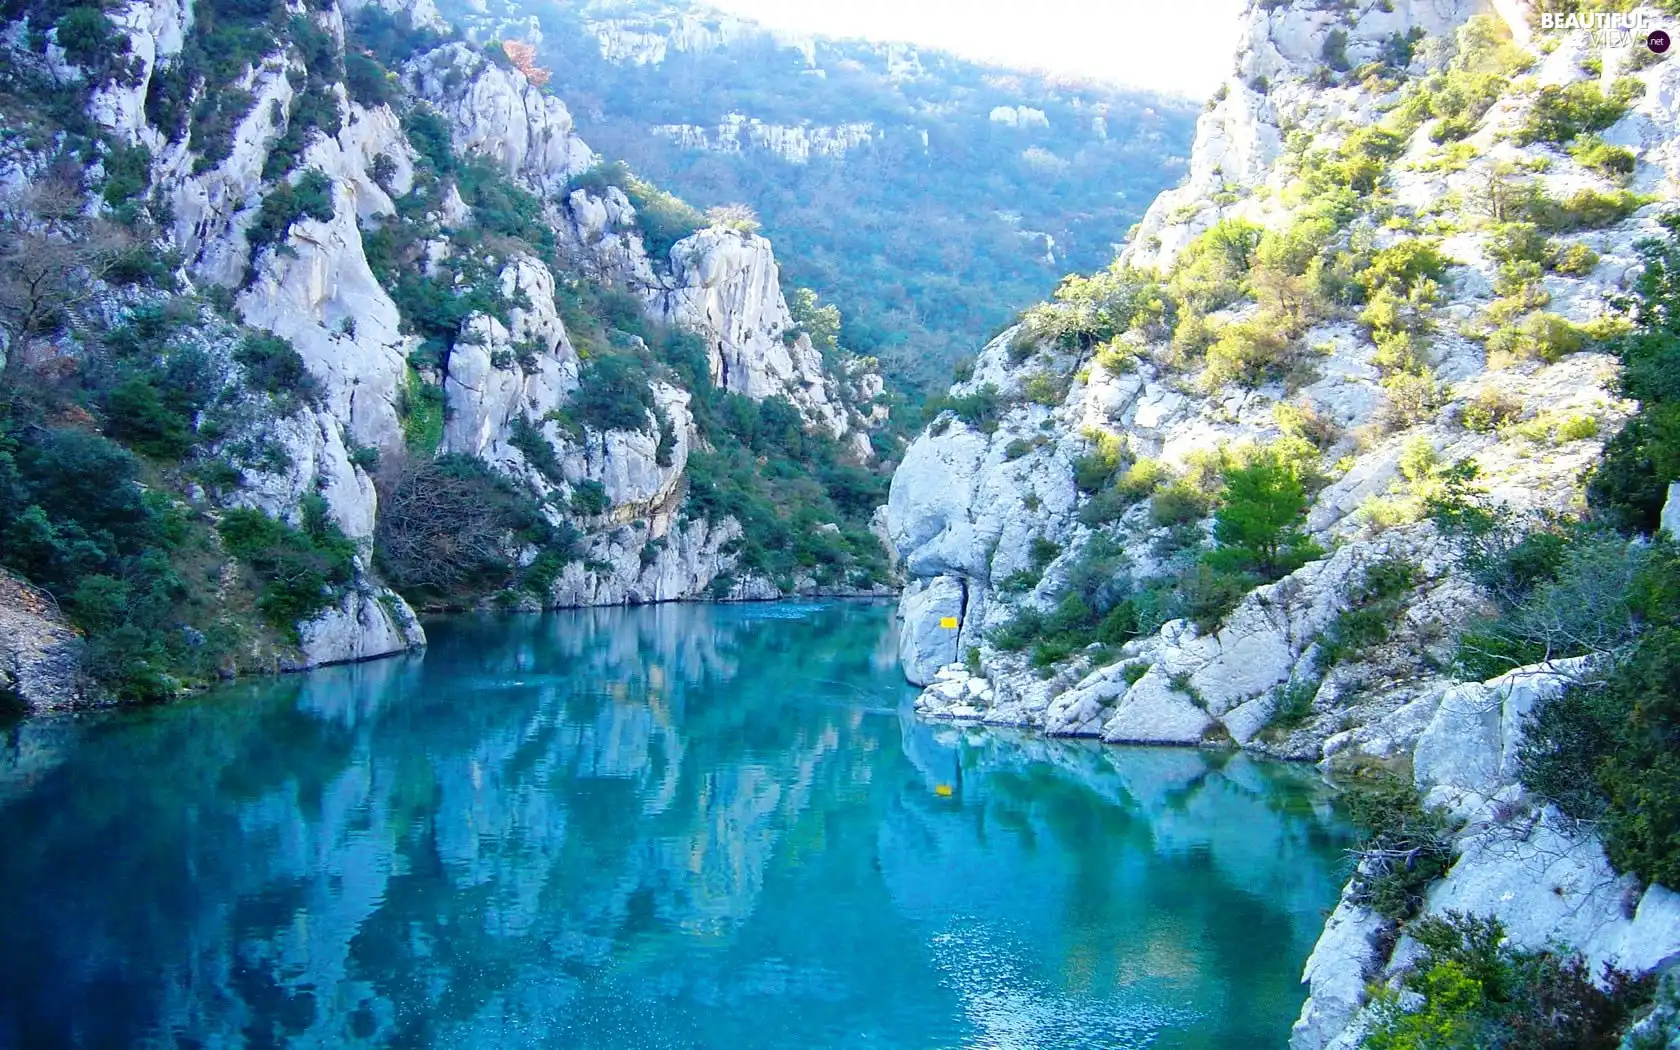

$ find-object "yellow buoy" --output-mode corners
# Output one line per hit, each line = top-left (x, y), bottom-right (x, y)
(934, 784), (953, 797)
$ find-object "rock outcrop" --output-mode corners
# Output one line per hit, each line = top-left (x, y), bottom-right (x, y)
(887, 0), (1680, 1042)
(0, 0), (896, 707)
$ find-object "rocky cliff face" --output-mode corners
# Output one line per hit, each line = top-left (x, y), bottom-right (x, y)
(0, 0), (893, 708)
(888, 0), (1680, 1041)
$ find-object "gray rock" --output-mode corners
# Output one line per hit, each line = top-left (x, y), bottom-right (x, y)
(897, 576), (967, 685)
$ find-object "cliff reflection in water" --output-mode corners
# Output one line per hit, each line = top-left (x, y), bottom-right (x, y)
(0, 600), (1352, 1050)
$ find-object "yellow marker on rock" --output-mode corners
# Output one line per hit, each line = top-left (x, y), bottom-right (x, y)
(934, 784), (953, 797)
(939, 616), (959, 629)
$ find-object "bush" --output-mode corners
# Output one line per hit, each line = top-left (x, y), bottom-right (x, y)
(1460, 388), (1523, 432)
(1022, 371), (1065, 405)
(235, 332), (320, 411)
(1339, 770), (1454, 921)
(1517, 79), (1643, 145)
(1533, 188), (1646, 233)
(569, 353), (655, 433)
(1364, 911), (1654, 1050)
(1569, 136), (1636, 180)
(1202, 320), (1297, 390)
(1320, 557), (1418, 666)
(218, 497), (355, 638)
(569, 479), (608, 517)
(1073, 431), (1125, 493)
(1520, 619), (1680, 889)
(246, 170), (335, 260)
(1487, 312), (1590, 362)
(1590, 216), (1680, 532)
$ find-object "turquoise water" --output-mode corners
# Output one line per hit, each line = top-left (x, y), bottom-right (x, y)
(0, 601), (1353, 1049)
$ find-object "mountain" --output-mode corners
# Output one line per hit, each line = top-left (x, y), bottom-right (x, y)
(0, 0), (901, 706)
(886, 0), (1680, 1042)
(428, 0), (1200, 393)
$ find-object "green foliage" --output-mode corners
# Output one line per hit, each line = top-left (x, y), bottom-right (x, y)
(1073, 431), (1126, 494)
(568, 160), (706, 260)
(1531, 188), (1647, 233)
(569, 479), (609, 517)
(1570, 136), (1637, 180)
(1517, 78), (1644, 145)
(344, 49), (397, 107)
(1363, 912), (1653, 1050)
(398, 367), (444, 455)
(1520, 589), (1680, 889)
(246, 170), (335, 261)
(1339, 770), (1454, 921)
(1206, 457), (1322, 581)
(1321, 28), (1350, 73)
(507, 416), (564, 486)
(926, 383), (1004, 435)
(1021, 265), (1174, 351)
(568, 352), (656, 433)
(234, 332), (320, 412)
(1320, 558), (1419, 666)
(1487, 311), (1591, 363)
(788, 286), (841, 357)
(218, 497), (355, 639)
(1590, 215), (1680, 532)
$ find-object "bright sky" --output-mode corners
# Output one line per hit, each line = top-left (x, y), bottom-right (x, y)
(702, 0), (1247, 98)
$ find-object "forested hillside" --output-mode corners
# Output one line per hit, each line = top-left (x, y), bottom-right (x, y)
(431, 0), (1200, 393)
(0, 0), (902, 707)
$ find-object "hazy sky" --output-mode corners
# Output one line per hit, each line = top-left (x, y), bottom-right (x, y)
(702, 0), (1247, 98)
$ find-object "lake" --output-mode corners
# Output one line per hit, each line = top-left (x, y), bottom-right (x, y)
(0, 600), (1353, 1049)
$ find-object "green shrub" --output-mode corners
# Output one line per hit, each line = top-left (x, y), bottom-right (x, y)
(1521, 619), (1680, 889)
(1532, 188), (1646, 233)
(1487, 312), (1590, 362)
(938, 383), (1004, 434)
(398, 367), (444, 454)
(246, 170), (335, 260)
(1023, 371), (1065, 405)
(1569, 136), (1636, 180)
(104, 375), (197, 460)
(1073, 432), (1126, 493)
(568, 352), (654, 433)
(218, 497), (355, 638)
(1517, 79), (1644, 145)
(1203, 320), (1298, 390)
(1364, 911), (1654, 1050)
(235, 332), (320, 411)
(1589, 216), (1680, 532)
(1338, 770), (1454, 921)
(569, 479), (608, 517)
(1551, 240), (1600, 276)
(1320, 557), (1419, 666)
(1460, 388), (1523, 432)
(344, 49), (396, 107)
(508, 415), (564, 486)
(1150, 482), (1210, 528)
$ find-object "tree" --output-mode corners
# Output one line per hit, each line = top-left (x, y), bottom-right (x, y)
(500, 40), (551, 88)
(1208, 458), (1320, 579)
(788, 286), (841, 355)
(0, 183), (132, 353)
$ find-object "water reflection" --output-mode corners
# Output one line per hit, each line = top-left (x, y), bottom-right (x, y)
(0, 601), (1352, 1050)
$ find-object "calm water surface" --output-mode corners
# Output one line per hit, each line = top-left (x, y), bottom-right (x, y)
(0, 601), (1353, 1049)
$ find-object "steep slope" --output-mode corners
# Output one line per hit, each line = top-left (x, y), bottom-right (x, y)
(426, 0), (1199, 392)
(887, 0), (1680, 1044)
(0, 0), (895, 707)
